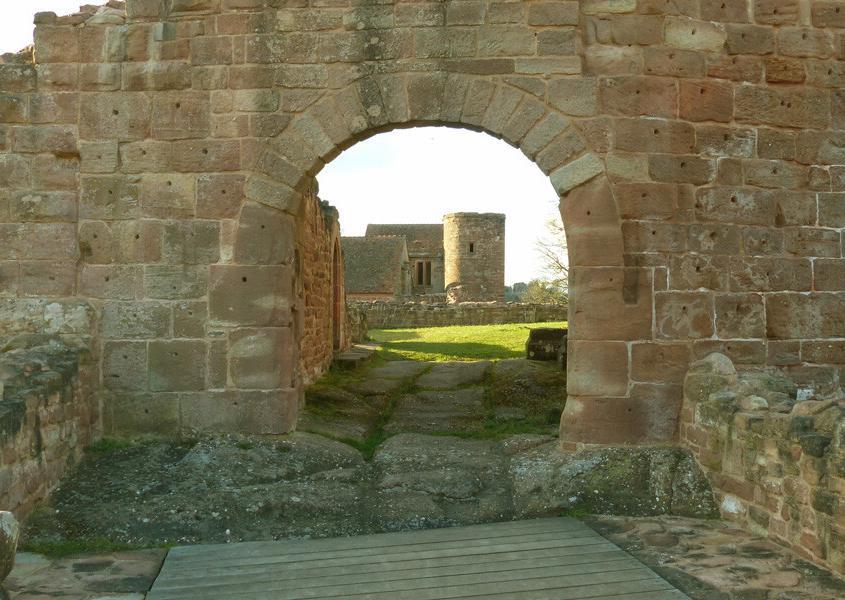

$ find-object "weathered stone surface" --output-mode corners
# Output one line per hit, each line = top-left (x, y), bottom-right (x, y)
(0, 512), (19, 583)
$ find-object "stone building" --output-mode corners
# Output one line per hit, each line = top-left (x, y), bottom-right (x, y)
(4, 0), (845, 574)
(444, 212), (506, 302)
(341, 235), (410, 300)
(0, 0), (844, 452)
(367, 224), (445, 295)
(344, 213), (505, 301)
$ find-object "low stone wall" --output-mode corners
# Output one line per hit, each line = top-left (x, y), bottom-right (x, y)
(681, 353), (845, 574)
(0, 337), (98, 517)
(349, 301), (568, 329)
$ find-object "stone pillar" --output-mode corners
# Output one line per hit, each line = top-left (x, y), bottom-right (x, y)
(443, 213), (505, 303)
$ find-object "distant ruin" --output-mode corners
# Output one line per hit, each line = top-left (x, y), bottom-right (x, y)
(342, 213), (505, 302)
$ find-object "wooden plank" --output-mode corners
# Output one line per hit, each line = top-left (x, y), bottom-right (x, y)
(151, 554), (639, 595)
(165, 517), (584, 563)
(148, 519), (690, 600)
(157, 533), (607, 576)
(149, 566), (661, 600)
(150, 546), (625, 591)
(468, 578), (679, 600)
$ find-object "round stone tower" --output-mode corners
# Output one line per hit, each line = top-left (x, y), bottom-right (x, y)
(443, 213), (505, 303)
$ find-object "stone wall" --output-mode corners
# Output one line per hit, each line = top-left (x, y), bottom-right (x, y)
(681, 353), (845, 574)
(0, 0), (844, 444)
(297, 185), (344, 386)
(0, 338), (98, 518)
(350, 300), (567, 329)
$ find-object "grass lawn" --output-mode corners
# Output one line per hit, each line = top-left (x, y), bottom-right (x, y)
(369, 321), (568, 362)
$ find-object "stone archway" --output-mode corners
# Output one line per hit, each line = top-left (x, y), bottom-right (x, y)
(231, 73), (662, 446)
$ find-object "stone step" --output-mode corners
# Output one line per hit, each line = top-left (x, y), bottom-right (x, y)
(333, 342), (379, 370)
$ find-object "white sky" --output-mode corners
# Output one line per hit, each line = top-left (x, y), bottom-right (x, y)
(4, 3), (565, 285)
(318, 128), (561, 285)
(2, 1), (84, 53)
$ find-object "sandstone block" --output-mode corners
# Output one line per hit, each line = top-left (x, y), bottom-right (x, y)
(10, 191), (76, 223)
(79, 140), (119, 173)
(669, 254), (730, 290)
(80, 176), (140, 220)
(170, 140), (240, 172)
(149, 340), (207, 391)
(234, 202), (296, 265)
(173, 301), (207, 338)
(102, 341), (148, 391)
(209, 265), (293, 327)
(229, 327), (293, 389)
(79, 93), (151, 141)
(12, 124), (77, 154)
(162, 220), (220, 264)
(180, 390), (297, 435)
(101, 300), (170, 339)
(17, 261), (75, 296)
(766, 293), (845, 339)
(581, 0), (636, 13)
(568, 340), (629, 397)
(783, 227), (841, 258)
(614, 118), (694, 154)
(559, 393), (681, 445)
(599, 76), (677, 118)
(123, 62), (192, 91)
(778, 28), (834, 58)
(815, 259), (845, 291)
(715, 293), (765, 339)
(190, 36), (233, 66)
(140, 174), (196, 218)
(34, 26), (80, 63)
(29, 155), (75, 194)
(151, 92), (210, 140)
(656, 291), (714, 339)
(145, 265), (208, 299)
(196, 173), (243, 219)
(568, 267), (652, 341)
(649, 155), (714, 185)
(103, 392), (180, 437)
(632, 342), (692, 384)
(549, 153), (604, 194)
(665, 17), (726, 52)
(735, 85), (830, 129)
(679, 80), (733, 123)
(644, 47), (705, 78)
(80, 265), (142, 300)
(730, 257), (812, 292)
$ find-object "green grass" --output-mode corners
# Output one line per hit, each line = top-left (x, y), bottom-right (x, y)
(369, 321), (568, 362)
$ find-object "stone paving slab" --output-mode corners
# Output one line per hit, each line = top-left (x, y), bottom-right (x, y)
(4, 549), (166, 600)
(384, 388), (486, 434)
(416, 361), (491, 390)
(368, 360), (429, 380)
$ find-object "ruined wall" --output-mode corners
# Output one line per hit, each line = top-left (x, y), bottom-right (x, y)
(681, 353), (845, 574)
(0, 0), (843, 445)
(0, 339), (97, 518)
(297, 185), (343, 386)
(443, 213), (506, 302)
(351, 300), (567, 329)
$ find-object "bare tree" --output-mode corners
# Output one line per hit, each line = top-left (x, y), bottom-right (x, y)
(535, 214), (569, 287)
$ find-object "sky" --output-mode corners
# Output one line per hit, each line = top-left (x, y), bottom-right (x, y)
(318, 128), (562, 285)
(2, 1), (85, 54)
(3, 2), (566, 285)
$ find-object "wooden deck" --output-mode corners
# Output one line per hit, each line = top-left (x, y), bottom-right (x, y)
(147, 517), (688, 600)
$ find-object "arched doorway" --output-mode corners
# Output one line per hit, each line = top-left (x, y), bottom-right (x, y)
(235, 73), (664, 446)
(332, 238), (343, 351)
